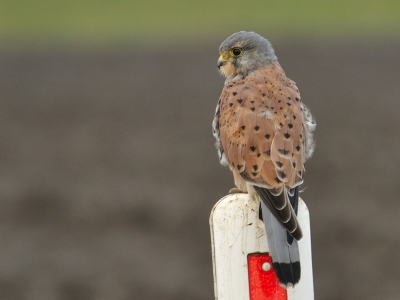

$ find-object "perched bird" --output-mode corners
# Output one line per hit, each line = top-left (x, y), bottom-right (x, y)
(212, 31), (316, 287)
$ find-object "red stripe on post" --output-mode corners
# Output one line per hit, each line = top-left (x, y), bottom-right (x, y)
(247, 253), (288, 300)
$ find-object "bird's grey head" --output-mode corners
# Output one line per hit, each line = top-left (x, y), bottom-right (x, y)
(218, 31), (277, 79)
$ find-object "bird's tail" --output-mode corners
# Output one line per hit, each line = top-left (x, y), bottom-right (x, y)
(258, 187), (301, 287)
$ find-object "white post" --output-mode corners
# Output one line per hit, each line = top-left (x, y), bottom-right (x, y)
(210, 194), (314, 300)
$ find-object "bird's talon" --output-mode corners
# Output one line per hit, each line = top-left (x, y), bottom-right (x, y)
(229, 187), (248, 194)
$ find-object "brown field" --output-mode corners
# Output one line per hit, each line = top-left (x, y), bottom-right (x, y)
(0, 38), (399, 299)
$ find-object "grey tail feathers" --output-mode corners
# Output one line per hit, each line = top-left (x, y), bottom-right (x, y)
(256, 186), (301, 287)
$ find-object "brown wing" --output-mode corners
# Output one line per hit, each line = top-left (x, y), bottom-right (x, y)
(218, 61), (306, 189)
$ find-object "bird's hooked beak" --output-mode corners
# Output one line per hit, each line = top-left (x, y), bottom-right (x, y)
(217, 55), (228, 69)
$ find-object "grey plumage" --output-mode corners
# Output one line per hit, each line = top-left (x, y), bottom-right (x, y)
(261, 198), (300, 287)
(219, 31), (277, 80)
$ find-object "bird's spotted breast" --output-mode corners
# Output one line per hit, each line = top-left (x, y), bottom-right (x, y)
(217, 62), (306, 188)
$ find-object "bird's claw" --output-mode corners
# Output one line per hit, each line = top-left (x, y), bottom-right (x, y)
(229, 187), (248, 194)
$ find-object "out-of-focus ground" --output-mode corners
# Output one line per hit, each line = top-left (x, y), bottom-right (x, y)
(0, 39), (399, 300)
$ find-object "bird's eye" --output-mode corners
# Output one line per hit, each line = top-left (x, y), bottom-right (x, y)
(230, 48), (242, 57)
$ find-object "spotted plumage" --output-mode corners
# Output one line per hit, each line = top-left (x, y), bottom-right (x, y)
(212, 31), (316, 287)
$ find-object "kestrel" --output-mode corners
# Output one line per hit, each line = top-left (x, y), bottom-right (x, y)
(212, 31), (316, 286)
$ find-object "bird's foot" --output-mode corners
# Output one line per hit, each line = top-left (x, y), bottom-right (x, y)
(229, 187), (248, 194)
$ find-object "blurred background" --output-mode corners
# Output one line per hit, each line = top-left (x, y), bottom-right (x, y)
(0, 1), (399, 299)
